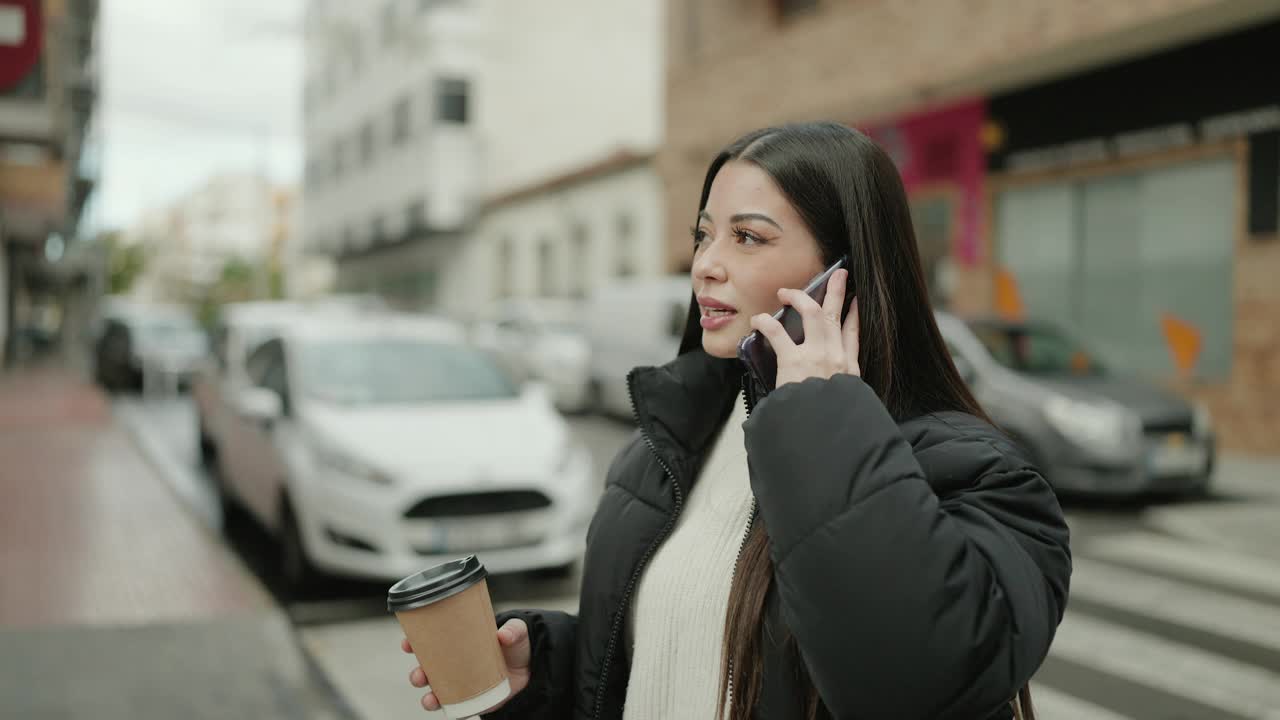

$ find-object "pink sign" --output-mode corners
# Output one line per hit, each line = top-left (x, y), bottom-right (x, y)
(863, 99), (987, 266)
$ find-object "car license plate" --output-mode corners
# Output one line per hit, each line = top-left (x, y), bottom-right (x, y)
(438, 513), (547, 552)
(1148, 434), (1206, 475)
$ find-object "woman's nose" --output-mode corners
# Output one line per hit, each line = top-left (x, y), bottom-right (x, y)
(691, 236), (727, 282)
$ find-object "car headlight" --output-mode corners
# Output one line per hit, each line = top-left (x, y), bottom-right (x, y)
(314, 445), (394, 486)
(1043, 395), (1141, 462)
(1193, 402), (1213, 437)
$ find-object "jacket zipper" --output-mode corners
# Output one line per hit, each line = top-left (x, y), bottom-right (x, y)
(724, 375), (759, 712)
(592, 369), (687, 720)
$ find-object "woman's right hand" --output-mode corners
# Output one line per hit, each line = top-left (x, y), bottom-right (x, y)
(403, 618), (532, 714)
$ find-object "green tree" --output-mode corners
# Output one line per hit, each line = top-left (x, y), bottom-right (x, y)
(104, 232), (147, 294)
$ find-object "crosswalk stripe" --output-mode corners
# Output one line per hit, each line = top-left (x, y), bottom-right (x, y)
(1069, 557), (1280, 653)
(1025, 684), (1134, 720)
(1050, 613), (1280, 718)
(1084, 531), (1280, 603)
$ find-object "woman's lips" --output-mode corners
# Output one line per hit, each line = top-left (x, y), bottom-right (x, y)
(697, 296), (737, 331)
(699, 309), (738, 330)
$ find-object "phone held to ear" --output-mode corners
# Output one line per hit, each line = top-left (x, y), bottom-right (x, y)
(737, 256), (851, 395)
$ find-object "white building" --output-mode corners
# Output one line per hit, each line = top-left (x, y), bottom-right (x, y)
(441, 151), (665, 316)
(475, 0), (664, 196)
(300, 0), (483, 308)
(129, 173), (294, 303)
(437, 0), (667, 316)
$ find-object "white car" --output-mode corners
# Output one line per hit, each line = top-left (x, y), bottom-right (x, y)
(194, 301), (309, 468)
(195, 297), (391, 468)
(216, 314), (595, 592)
(470, 298), (592, 413)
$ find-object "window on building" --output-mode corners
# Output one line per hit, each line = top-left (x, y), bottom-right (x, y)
(771, 0), (819, 20)
(360, 121), (376, 166)
(683, 0), (700, 61)
(996, 157), (1236, 379)
(347, 33), (365, 75)
(908, 193), (956, 306)
(381, 2), (399, 45)
(615, 213), (636, 277)
(569, 222), (589, 298)
(538, 238), (556, 296)
(435, 77), (470, 124)
(407, 199), (426, 234)
(392, 95), (413, 145)
(325, 63), (339, 99)
(332, 137), (346, 179)
(496, 237), (514, 298)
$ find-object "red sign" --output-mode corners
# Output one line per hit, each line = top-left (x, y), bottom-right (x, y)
(0, 0), (42, 92)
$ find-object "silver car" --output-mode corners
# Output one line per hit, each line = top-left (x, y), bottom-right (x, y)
(936, 312), (1215, 498)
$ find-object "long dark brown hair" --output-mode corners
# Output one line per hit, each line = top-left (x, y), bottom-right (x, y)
(677, 123), (996, 719)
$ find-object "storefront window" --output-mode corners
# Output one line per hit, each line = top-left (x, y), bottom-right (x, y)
(909, 193), (955, 306)
(996, 157), (1235, 379)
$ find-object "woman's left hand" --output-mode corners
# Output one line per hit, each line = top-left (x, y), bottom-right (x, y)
(749, 268), (861, 388)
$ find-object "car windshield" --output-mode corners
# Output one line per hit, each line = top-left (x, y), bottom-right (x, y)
(968, 321), (1106, 377)
(297, 337), (519, 405)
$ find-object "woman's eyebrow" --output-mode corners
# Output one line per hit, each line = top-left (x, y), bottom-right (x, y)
(698, 210), (782, 231)
(730, 212), (782, 230)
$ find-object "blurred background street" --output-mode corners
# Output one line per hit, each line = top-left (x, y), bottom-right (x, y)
(3, 0), (1280, 718)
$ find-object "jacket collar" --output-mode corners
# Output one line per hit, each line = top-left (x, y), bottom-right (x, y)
(626, 350), (744, 476)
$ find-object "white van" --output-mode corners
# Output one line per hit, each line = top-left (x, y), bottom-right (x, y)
(584, 275), (692, 418)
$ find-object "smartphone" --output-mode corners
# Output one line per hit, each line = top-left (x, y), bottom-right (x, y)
(737, 256), (851, 395)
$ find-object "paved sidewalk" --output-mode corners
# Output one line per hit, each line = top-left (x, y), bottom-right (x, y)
(0, 367), (351, 719)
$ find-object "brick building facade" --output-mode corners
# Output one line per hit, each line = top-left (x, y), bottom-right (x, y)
(659, 0), (1280, 451)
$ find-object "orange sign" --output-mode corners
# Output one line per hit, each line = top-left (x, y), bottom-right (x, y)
(1160, 312), (1202, 376)
(994, 266), (1025, 321)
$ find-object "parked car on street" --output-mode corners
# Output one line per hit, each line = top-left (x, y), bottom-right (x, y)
(214, 313), (595, 591)
(93, 302), (208, 393)
(470, 298), (592, 413)
(193, 301), (307, 467)
(936, 312), (1215, 497)
(194, 295), (394, 468)
(584, 275), (691, 418)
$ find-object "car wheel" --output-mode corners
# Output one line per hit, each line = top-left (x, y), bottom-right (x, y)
(280, 503), (320, 597)
(209, 463), (247, 535)
(198, 421), (217, 468)
(1187, 473), (1214, 500)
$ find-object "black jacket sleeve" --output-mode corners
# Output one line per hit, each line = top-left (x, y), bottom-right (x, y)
(743, 375), (1071, 720)
(483, 609), (577, 719)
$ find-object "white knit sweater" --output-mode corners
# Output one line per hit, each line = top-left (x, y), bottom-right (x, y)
(623, 394), (754, 719)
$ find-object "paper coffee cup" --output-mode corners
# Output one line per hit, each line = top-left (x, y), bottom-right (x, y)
(389, 556), (510, 719)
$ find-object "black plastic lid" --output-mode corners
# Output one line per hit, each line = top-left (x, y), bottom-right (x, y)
(387, 555), (488, 613)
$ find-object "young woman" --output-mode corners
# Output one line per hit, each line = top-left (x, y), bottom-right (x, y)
(404, 122), (1071, 719)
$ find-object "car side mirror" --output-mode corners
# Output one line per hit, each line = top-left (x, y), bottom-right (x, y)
(238, 387), (283, 427)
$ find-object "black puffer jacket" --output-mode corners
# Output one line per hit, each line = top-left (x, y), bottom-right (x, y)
(489, 351), (1071, 719)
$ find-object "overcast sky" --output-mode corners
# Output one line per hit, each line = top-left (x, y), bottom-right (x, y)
(96, 0), (303, 232)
